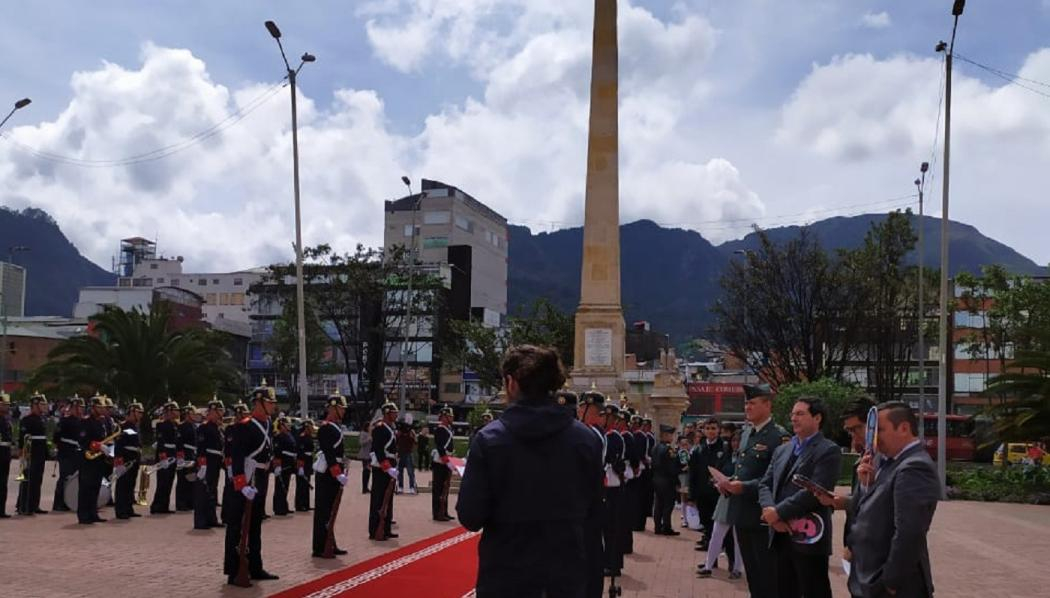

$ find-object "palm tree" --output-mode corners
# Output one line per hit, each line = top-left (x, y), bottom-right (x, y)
(985, 348), (1050, 442)
(28, 304), (242, 413)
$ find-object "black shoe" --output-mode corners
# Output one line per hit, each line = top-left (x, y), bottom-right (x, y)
(362, 488), (370, 494)
(312, 552), (335, 559)
(116, 515), (131, 520)
(729, 571), (742, 580)
(94, 517), (108, 523)
(697, 567), (713, 578)
(193, 526), (212, 530)
(369, 535), (387, 541)
(386, 532), (399, 538)
(667, 530), (681, 536)
(226, 576), (251, 587)
(250, 571), (279, 581)
(0, 513), (11, 518)
(333, 548), (348, 555)
(34, 509), (48, 514)
(261, 514), (271, 520)
(52, 507), (71, 512)
(129, 513), (142, 518)
(211, 523), (226, 528)
(78, 520), (96, 525)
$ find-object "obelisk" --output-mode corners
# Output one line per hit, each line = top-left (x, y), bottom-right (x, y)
(572, 0), (625, 394)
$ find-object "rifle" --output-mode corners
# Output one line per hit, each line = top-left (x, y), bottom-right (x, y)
(376, 474), (395, 541)
(233, 487), (254, 588)
(321, 485), (344, 558)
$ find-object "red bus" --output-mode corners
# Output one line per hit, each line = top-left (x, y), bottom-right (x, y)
(921, 414), (976, 461)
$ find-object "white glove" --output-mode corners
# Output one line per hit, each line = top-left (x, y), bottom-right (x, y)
(240, 486), (258, 500)
(387, 467), (398, 480)
(274, 466), (282, 476)
(198, 465), (207, 480)
(298, 467), (305, 477)
(336, 473), (348, 486)
(114, 465), (127, 479)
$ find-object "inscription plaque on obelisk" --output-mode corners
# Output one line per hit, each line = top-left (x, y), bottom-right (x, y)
(572, 0), (626, 393)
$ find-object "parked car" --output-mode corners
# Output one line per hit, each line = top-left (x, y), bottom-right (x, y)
(993, 442), (1050, 466)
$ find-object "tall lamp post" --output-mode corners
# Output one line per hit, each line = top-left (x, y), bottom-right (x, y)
(935, 0), (965, 491)
(915, 162), (929, 446)
(0, 98), (31, 131)
(0, 246), (30, 393)
(398, 177), (426, 413)
(265, 20), (316, 419)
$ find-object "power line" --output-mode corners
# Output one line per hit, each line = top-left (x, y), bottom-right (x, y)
(953, 52), (1050, 100)
(0, 79), (288, 168)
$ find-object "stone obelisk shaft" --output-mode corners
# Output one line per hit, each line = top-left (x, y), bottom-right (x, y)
(573, 0), (625, 386)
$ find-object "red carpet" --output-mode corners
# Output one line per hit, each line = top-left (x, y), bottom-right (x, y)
(271, 527), (479, 598)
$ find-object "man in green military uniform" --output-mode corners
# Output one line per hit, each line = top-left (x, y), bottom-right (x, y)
(716, 384), (790, 598)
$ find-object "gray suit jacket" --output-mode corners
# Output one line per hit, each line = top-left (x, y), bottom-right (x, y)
(758, 432), (841, 555)
(847, 443), (940, 598)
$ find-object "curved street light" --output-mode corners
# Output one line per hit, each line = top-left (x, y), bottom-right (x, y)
(0, 97), (31, 132)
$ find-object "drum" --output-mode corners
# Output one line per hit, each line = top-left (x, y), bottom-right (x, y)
(63, 471), (112, 511)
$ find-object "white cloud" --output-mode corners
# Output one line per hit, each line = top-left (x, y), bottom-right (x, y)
(0, 1), (767, 273)
(861, 11), (892, 29)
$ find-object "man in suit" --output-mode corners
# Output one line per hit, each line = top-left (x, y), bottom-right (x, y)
(717, 384), (791, 598)
(758, 397), (842, 598)
(833, 402), (940, 598)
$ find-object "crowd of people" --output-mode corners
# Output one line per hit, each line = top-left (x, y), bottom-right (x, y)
(456, 345), (942, 598)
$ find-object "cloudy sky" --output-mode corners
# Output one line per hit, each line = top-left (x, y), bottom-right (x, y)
(1, 0), (1049, 272)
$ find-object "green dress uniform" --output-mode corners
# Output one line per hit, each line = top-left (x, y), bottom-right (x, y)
(725, 417), (790, 598)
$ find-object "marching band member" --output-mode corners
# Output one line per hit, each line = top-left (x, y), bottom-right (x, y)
(151, 401), (180, 514)
(194, 399), (225, 530)
(114, 402), (144, 519)
(52, 396), (84, 512)
(295, 419), (315, 512)
(0, 393), (12, 518)
(77, 395), (109, 524)
(271, 416), (296, 517)
(175, 402), (199, 512)
(16, 393), (49, 515)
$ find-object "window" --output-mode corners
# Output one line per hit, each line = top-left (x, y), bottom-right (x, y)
(954, 311), (986, 328)
(149, 263), (158, 270)
(171, 278), (180, 287)
(423, 211), (451, 225)
(953, 373), (986, 393)
(412, 342), (434, 363)
(443, 383), (462, 394)
(233, 278), (243, 286)
(403, 224), (419, 238)
(212, 278), (220, 285)
(423, 237), (449, 249)
(156, 277), (165, 284)
(132, 277), (153, 287)
(118, 278), (132, 288)
(205, 293), (217, 304)
(230, 293), (245, 306)
(199, 279), (207, 286)
(220, 293), (230, 306)
(455, 215), (473, 232)
(427, 188), (449, 198)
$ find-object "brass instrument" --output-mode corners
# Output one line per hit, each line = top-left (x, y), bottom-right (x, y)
(14, 435), (30, 481)
(85, 428), (125, 460)
(136, 465), (151, 506)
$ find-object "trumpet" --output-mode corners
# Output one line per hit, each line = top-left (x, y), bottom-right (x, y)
(136, 465), (151, 506)
(85, 428), (126, 460)
(14, 435), (30, 482)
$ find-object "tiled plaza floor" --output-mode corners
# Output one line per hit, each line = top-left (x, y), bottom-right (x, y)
(3, 468), (1048, 597)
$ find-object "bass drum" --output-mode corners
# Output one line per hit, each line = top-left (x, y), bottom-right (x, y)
(63, 472), (113, 511)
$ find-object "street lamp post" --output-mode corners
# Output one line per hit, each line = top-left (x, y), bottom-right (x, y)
(265, 20), (316, 419)
(935, 0), (965, 491)
(915, 162), (929, 445)
(0, 98), (31, 132)
(398, 177), (425, 413)
(0, 246), (30, 394)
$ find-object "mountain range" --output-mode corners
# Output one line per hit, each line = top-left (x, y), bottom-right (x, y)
(4, 206), (1045, 342)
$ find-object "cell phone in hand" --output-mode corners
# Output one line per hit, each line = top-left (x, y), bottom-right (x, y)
(791, 474), (834, 498)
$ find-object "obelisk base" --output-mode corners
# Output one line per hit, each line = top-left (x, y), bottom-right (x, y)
(570, 304), (626, 396)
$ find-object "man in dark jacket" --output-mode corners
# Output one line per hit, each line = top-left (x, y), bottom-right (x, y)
(688, 417), (729, 550)
(758, 397), (842, 598)
(52, 396), (84, 511)
(151, 401), (180, 514)
(650, 424), (682, 536)
(295, 419), (315, 512)
(457, 345), (603, 598)
(193, 399), (225, 529)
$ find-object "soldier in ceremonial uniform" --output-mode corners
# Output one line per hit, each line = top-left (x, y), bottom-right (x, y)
(602, 403), (626, 576)
(651, 423), (683, 536)
(619, 407), (639, 554)
(52, 396), (84, 511)
(221, 402), (248, 524)
(114, 402), (144, 519)
(295, 419), (315, 512)
(716, 383), (790, 598)
(631, 414), (654, 532)
(368, 402), (399, 540)
(151, 401), (180, 514)
(431, 406), (455, 521)
(271, 416), (297, 516)
(577, 387), (608, 598)
(194, 399), (225, 529)
(77, 395), (109, 524)
(16, 393), (49, 515)
(0, 393), (13, 518)
(224, 384), (280, 586)
(313, 394), (349, 557)
(175, 403), (199, 511)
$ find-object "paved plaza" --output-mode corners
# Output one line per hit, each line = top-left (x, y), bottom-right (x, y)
(3, 469), (1048, 597)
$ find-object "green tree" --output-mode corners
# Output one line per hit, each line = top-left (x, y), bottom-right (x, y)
(263, 299), (331, 403)
(773, 378), (868, 445)
(27, 304), (241, 412)
(985, 348), (1050, 442)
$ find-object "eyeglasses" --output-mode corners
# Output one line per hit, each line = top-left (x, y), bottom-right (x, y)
(844, 424), (865, 435)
